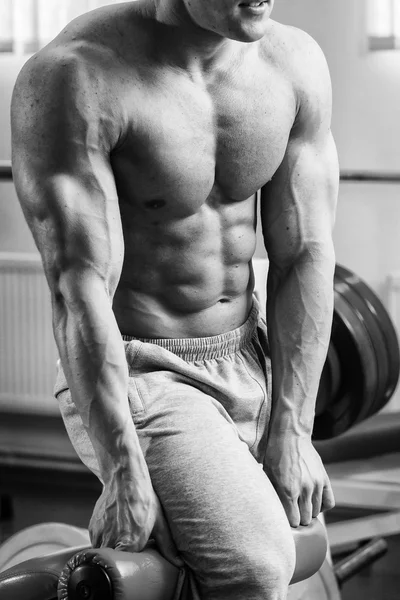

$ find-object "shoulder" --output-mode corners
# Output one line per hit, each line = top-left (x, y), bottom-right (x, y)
(260, 21), (332, 132)
(261, 20), (331, 90)
(12, 46), (116, 153)
(12, 1), (152, 104)
(14, 8), (125, 101)
(12, 6), (142, 151)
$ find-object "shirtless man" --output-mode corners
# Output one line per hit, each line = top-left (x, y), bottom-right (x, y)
(11, 0), (338, 598)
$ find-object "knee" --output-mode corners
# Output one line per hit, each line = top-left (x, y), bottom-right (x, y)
(235, 533), (296, 597)
(247, 543), (294, 590)
(190, 522), (296, 599)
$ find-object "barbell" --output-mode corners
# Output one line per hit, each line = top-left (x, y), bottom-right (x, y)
(2, 161), (400, 182)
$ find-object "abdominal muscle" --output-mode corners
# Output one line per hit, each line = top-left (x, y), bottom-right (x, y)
(113, 197), (258, 339)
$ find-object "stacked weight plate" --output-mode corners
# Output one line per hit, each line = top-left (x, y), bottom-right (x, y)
(313, 265), (400, 440)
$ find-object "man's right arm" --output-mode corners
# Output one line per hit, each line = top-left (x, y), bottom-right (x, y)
(10, 47), (181, 564)
(11, 46), (138, 485)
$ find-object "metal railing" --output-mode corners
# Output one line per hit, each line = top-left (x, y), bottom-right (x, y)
(1, 160), (400, 184)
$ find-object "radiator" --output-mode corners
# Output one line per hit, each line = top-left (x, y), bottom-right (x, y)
(0, 255), (268, 415)
(0, 252), (59, 414)
(1, 253), (398, 414)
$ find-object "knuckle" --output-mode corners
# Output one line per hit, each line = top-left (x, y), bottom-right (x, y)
(302, 482), (314, 496)
(326, 497), (336, 509)
(283, 486), (300, 503)
(290, 518), (301, 528)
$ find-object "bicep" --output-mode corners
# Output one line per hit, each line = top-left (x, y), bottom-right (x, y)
(261, 38), (339, 269)
(11, 55), (124, 299)
(261, 132), (339, 269)
(38, 173), (123, 298)
(14, 165), (124, 304)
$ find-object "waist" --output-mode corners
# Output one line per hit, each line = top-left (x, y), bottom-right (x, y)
(121, 295), (261, 360)
(115, 289), (255, 339)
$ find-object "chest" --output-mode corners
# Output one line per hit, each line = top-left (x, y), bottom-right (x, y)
(115, 61), (296, 209)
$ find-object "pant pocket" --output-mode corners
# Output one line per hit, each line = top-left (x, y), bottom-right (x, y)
(124, 340), (148, 420)
(127, 377), (146, 420)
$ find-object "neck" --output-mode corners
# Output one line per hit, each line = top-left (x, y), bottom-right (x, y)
(147, 0), (243, 75)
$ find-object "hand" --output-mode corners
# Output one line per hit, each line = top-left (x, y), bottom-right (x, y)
(263, 435), (335, 527)
(89, 469), (184, 568)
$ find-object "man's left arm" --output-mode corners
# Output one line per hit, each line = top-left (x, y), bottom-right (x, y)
(261, 35), (339, 528)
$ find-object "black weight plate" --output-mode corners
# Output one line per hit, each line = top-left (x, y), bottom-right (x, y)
(313, 292), (377, 439)
(327, 342), (341, 404)
(315, 343), (342, 421)
(313, 385), (358, 440)
(313, 310), (360, 439)
(335, 264), (400, 409)
(334, 290), (379, 424)
(313, 389), (360, 440)
(315, 359), (332, 418)
(334, 271), (389, 419)
(336, 264), (400, 407)
(313, 303), (357, 439)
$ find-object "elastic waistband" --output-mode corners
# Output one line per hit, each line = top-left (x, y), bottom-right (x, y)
(122, 299), (260, 361)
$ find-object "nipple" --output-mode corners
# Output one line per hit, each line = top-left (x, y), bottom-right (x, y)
(145, 199), (166, 210)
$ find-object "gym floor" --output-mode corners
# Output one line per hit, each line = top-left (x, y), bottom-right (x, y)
(339, 534), (400, 600)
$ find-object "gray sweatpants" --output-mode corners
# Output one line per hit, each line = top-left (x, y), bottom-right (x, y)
(54, 299), (296, 600)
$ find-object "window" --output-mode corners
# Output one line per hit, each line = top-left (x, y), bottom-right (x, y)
(0, 0), (130, 55)
(367, 0), (400, 50)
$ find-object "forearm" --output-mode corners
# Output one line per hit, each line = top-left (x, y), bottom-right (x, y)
(53, 278), (146, 482)
(266, 247), (335, 440)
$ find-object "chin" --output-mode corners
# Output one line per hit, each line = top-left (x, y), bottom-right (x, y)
(223, 6), (273, 43)
(233, 28), (268, 43)
(227, 21), (270, 43)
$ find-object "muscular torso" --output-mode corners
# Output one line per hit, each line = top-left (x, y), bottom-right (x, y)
(61, 6), (298, 338)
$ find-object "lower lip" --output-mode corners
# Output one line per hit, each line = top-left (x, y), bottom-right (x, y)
(239, 2), (267, 15)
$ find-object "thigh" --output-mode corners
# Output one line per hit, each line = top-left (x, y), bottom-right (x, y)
(56, 353), (294, 597)
(133, 383), (294, 593)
